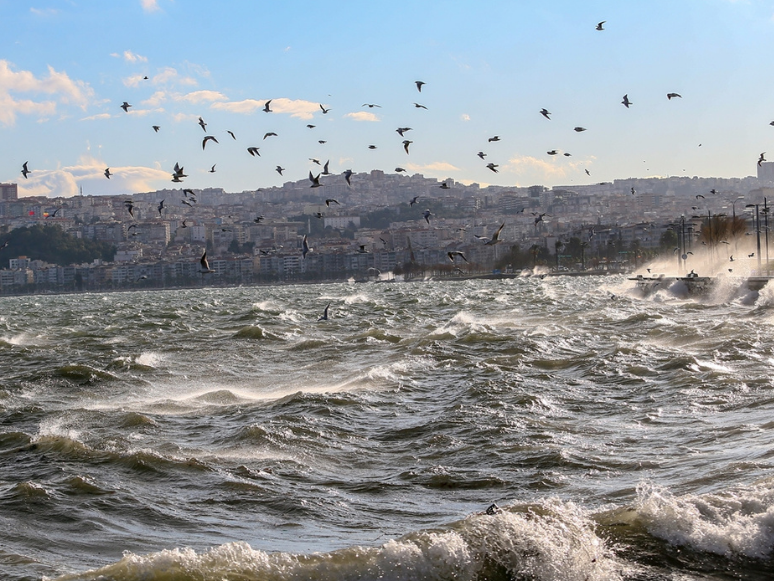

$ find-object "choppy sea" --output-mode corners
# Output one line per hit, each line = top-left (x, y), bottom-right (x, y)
(1, 274), (773, 580)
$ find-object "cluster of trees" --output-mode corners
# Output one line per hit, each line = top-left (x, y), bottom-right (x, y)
(0, 225), (116, 267)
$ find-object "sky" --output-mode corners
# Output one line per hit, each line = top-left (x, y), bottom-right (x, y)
(1, 0), (774, 198)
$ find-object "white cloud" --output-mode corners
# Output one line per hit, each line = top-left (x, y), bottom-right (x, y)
(406, 162), (461, 172)
(122, 50), (148, 64)
(171, 112), (199, 123)
(502, 154), (588, 180)
(211, 97), (320, 119)
(140, 0), (160, 13)
(151, 67), (197, 87)
(80, 113), (112, 121)
(176, 90), (228, 104)
(141, 91), (167, 107)
(0, 60), (93, 125)
(126, 107), (164, 117)
(345, 111), (380, 122)
(461, 114), (471, 121)
(122, 74), (146, 87)
(30, 7), (58, 16)
(17, 155), (170, 198)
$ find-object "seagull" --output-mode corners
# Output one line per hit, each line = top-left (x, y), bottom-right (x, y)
(403, 140), (412, 154)
(254, 216), (264, 223)
(631, 187), (636, 195)
(309, 172), (322, 188)
(325, 198), (339, 207)
(200, 250), (214, 273)
(276, 166), (285, 175)
(368, 145), (377, 149)
(409, 196), (419, 206)
(585, 169), (591, 176)
(209, 164), (216, 173)
(198, 117), (207, 132)
(343, 169), (353, 185)
(152, 125), (160, 132)
(564, 153), (572, 156)
(396, 127), (412, 136)
(540, 108), (551, 119)
(302, 234), (311, 258)
(710, 189), (718, 195)
(423, 209), (432, 224)
(227, 130), (236, 139)
(477, 151), (487, 159)
(534, 213), (547, 225)
(125, 201), (134, 218)
(448, 250), (468, 263)
(484, 223), (505, 245)
(759, 152), (766, 166)
(310, 158), (321, 165)
(104, 168), (111, 179)
(181, 199), (193, 207)
(306, 124), (315, 129)
(120, 102), (131, 112)
(486, 163), (499, 173)
(263, 100), (272, 113)
(622, 94), (632, 108)
(596, 21), (605, 30)
(488, 135), (500, 142)
(696, 194), (705, 199)
(749, 252), (755, 258)
(247, 147), (261, 156)
(414, 103), (427, 109)
(183, 188), (194, 197)
(574, 127), (587, 132)
(440, 182), (450, 189)
(317, 303), (330, 321)
(263, 132), (277, 139)
(667, 93), (682, 100)
(314, 212), (324, 219)
(322, 160), (331, 175)
(158, 200), (165, 216)
(173, 162), (187, 179)
(547, 150), (558, 155)
(319, 104), (331, 114)
(415, 81), (425, 92)
(202, 135), (218, 150)
(363, 103), (381, 108)
(318, 140), (327, 144)
(395, 167), (406, 172)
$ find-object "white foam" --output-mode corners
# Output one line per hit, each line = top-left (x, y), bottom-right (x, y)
(634, 481), (774, 559)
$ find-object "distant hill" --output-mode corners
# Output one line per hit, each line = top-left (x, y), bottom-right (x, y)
(0, 224), (115, 267)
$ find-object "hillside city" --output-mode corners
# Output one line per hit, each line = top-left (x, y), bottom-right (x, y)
(1, 162), (774, 294)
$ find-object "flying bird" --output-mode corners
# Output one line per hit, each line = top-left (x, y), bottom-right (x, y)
(362, 103), (381, 108)
(247, 147), (261, 156)
(209, 164), (216, 173)
(395, 167), (406, 172)
(104, 168), (111, 179)
(325, 198), (339, 207)
(485, 223), (505, 245)
(317, 303), (330, 321)
(343, 169), (353, 185)
(306, 124), (315, 129)
(403, 140), (412, 154)
(202, 135), (219, 150)
(486, 163), (499, 173)
(414, 103), (427, 109)
(622, 94), (632, 108)
(667, 93), (682, 100)
(180, 220), (188, 228)
(318, 140), (327, 144)
(409, 196), (419, 206)
(596, 21), (605, 30)
(302, 235), (311, 258)
(183, 188), (194, 197)
(368, 145), (377, 149)
(158, 200), (165, 216)
(263, 100), (272, 113)
(488, 135), (501, 142)
(200, 251), (214, 273)
(125, 201), (134, 218)
(276, 166), (285, 175)
(322, 160), (331, 175)
(759, 152), (766, 166)
(396, 127), (412, 136)
(540, 108), (551, 119)
(585, 169), (591, 176)
(440, 182), (450, 189)
(310, 158), (321, 165)
(415, 80), (425, 92)
(198, 117), (207, 132)
(152, 125), (160, 132)
(263, 132), (277, 139)
(547, 150), (558, 155)
(477, 151), (487, 159)
(574, 127), (587, 132)
(448, 250), (468, 263)
(423, 209), (432, 224)
(120, 102), (131, 112)
(319, 104), (331, 114)
(254, 216), (264, 223)
(309, 171), (322, 188)
(227, 130), (236, 139)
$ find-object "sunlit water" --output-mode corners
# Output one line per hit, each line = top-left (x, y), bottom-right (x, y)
(1, 275), (773, 580)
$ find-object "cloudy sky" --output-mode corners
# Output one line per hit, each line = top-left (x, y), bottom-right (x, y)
(1, 0), (773, 197)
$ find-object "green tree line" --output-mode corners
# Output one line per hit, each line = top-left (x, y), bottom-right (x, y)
(0, 224), (116, 266)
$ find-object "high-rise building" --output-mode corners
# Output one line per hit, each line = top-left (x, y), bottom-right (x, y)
(0, 183), (18, 201)
(757, 162), (774, 182)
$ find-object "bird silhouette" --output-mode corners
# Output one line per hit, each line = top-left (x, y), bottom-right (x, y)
(540, 108), (551, 119)
(403, 140), (412, 154)
(477, 151), (487, 159)
(202, 135), (218, 150)
(276, 166), (285, 175)
(263, 100), (272, 113)
(574, 127), (587, 132)
(414, 103), (427, 109)
(486, 163), (499, 173)
(622, 94), (632, 108)
(319, 104), (331, 114)
(104, 168), (111, 179)
(488, 135), (501, 142)
(309, 172), (322, 188)
(247, 147), (260, 156)
(227, 130), (236, 139)
(409, 196), (419, 206)
(667, 93), (682, 100)
(209, 164), (216, 173)
(200, 251), (214, 273)
(596, 21), (605, 30)
(263, 132), (277, 139)
(448, 251), (468, 263)
(415, 80), (425, 92)
(120, 102), (131, 112)
(325, 198), (339, 207)
(423, 209), (432, 224)
(152, 125), (160, 132)
(322, 160), (331, 175)
(198, 117), (207, 132)
(302, 235), (311, 258)
(317, 303), (330, 321)
(396, 127), (412, 136)
(343, 169), (353, 186)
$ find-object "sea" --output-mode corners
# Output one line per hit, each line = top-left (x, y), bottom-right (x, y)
(1, 273), (773, 581)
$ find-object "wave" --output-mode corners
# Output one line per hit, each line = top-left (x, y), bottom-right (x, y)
(51, 500), (625, 581)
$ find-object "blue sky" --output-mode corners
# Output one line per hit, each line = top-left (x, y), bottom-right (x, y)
(1, 0), (773, 197)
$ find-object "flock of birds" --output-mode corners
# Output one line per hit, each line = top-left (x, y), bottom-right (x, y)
(12, 20), (774, 321)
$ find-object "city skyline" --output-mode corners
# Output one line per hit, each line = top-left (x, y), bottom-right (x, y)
(1, 0), (774, 198)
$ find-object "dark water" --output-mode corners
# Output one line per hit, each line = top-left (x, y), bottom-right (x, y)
(1, 275), (773, 580)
